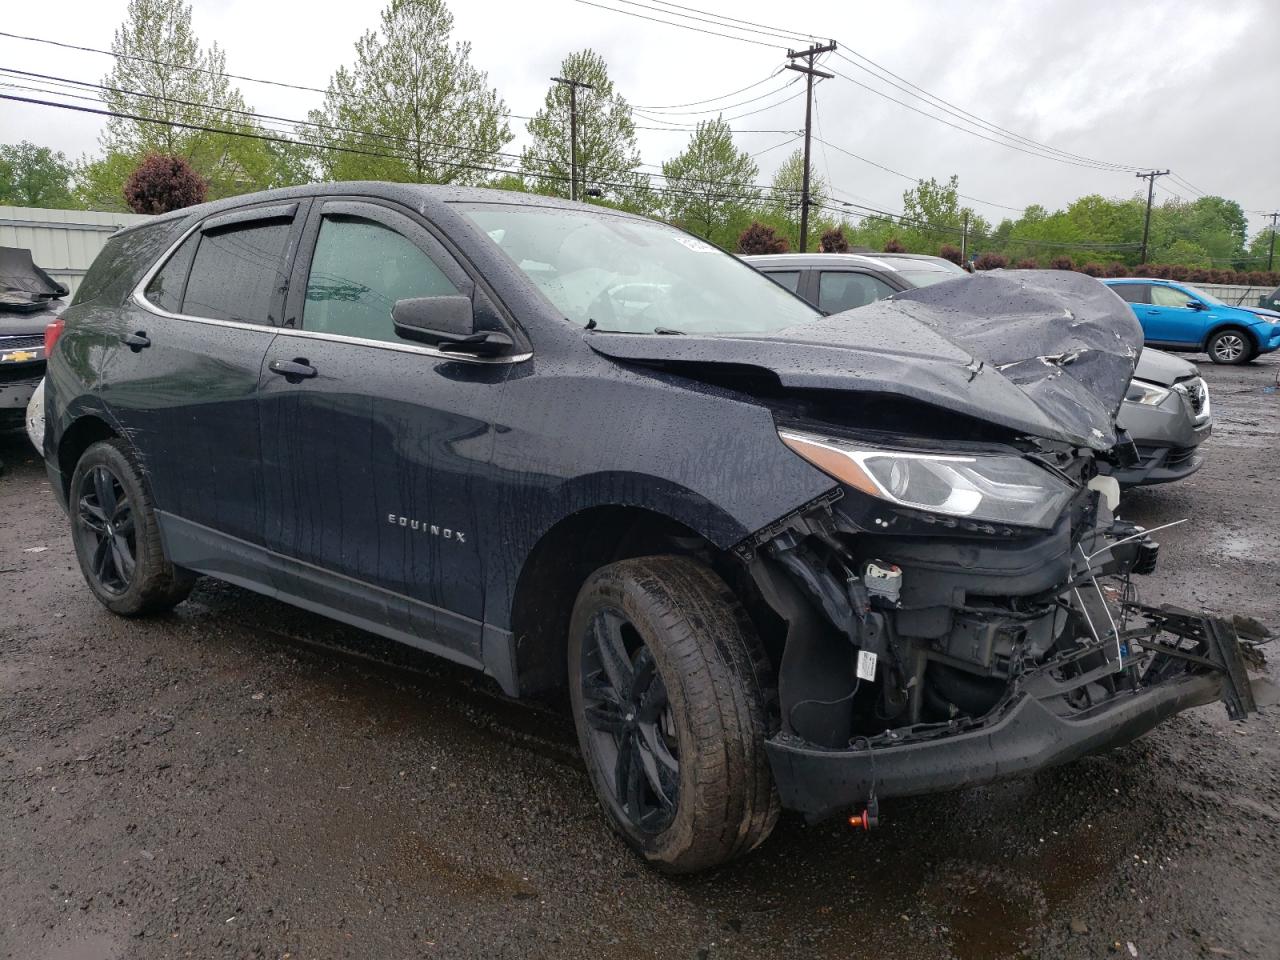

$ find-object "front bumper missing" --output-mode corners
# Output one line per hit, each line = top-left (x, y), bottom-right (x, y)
(765, 605), (1272, 821)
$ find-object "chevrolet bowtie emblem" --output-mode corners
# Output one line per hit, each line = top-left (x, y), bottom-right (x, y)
(1, 350), (39, 363)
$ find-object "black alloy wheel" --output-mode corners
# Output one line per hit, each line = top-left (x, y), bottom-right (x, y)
(68, 438), (196, 616)
(578, 608), (681, 835)
(568, 556), (779, 873)
(75, 464), (136, 595)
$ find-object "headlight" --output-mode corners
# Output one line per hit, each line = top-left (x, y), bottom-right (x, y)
(778, 430), (1075, 529)
(1124, 379), (1170, 406)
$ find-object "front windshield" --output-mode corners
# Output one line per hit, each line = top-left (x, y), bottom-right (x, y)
(459, 203), (820, 335)
(1179, 283), (1223, 306)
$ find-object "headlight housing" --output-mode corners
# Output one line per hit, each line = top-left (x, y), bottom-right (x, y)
(779, 430), (1075, 529)
(1124, 379), (1171, 406)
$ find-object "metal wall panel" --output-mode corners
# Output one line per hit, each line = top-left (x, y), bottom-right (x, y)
(0, 205), (152, 297)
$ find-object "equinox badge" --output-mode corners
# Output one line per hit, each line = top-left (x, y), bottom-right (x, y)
(387, 514), (466, 543)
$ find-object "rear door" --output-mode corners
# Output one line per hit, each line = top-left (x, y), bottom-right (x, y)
(258, 198), (518, 666)
(113, 201), (306, 544)
(815, 269), (900, 313)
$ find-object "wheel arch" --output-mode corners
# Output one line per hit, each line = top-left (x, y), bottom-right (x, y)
(504, 503), (768, 700)
(1202, 323), (1258, 353)
(56, 414), (121, 502)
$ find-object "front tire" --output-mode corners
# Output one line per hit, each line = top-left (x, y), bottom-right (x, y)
(1206, 328), (1253, 365)
(568, 555), (779, 873)
(69, 439), (196, 616)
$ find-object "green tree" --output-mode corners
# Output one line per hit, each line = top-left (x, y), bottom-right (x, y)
(0, 141), (75, 208)
(94, 0), (304, 203)
(660, 117), (760, 249)
(765, 148), (829, 251)
(898, 175), (987, 253)
(520, 50), (645, 203)
(1246, 226), (1278, 270)
(305, 0), (510, 185)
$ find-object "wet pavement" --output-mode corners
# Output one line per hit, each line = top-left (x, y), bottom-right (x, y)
(2, 355), (1278, 960)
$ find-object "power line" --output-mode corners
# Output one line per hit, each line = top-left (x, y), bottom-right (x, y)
(631, 77), (797, 115)
(2, 69), (803, 196)
(568, 0), (788, 49)
(564, 3), (1144, 174)
(812, 136), (1028, 214)
(824, 63), (1133, 173)
(630, 69), (780, 110)
(592, 0), (805, 46)
(830, 50), (1141, 174)
(1, 91), (800, 205)
(632, 86), (805, 127)
(0, 28), (333, 97)
(644, 0), (820, 44)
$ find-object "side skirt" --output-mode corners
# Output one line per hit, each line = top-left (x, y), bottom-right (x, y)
(156, 512), (494, 677)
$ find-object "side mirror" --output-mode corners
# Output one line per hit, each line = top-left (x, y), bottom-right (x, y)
(1185, 299), (1205, 310)
(392, 296), (513, 356)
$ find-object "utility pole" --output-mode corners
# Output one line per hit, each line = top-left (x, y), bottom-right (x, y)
(961, 211), (970, 263)
(552, 76), (594, 201)
(785, 40), (836, 252)
(1135, 170), (1170, 264)
(1267, 212), (1279, 272)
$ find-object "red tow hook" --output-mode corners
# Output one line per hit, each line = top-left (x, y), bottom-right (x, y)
(848, 795), (880, 831)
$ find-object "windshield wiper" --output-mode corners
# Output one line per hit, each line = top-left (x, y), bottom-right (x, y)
(653, 326), (685, 335)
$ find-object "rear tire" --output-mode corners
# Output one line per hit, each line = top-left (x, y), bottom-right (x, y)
(1206, 328), (1253, 365)
(69, 439), (196, 616)
(568, 555), (779, 873)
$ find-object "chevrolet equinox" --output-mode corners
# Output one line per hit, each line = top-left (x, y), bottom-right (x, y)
(38, 184), (1267, 873)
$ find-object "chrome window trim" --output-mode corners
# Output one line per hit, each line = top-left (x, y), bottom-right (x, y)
(130, 215), (532, 366)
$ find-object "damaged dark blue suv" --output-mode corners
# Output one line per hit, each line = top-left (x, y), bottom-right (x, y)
(38, 184), (1268, 872)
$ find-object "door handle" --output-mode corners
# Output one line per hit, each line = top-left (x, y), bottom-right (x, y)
(268, 357), (317, 380)
(123, 331), (151, 352)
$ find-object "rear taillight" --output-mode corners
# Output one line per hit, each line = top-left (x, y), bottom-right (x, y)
(44, 317), (65, 355)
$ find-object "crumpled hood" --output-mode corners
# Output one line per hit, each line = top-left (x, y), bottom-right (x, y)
(587, 270), (1143, 451)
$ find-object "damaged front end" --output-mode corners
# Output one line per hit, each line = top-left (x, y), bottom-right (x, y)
(741, 467), (1271, 822)
(722, 272), (1273, 822)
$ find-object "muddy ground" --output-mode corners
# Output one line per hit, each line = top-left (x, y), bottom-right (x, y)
(2, 356), (1278, 960)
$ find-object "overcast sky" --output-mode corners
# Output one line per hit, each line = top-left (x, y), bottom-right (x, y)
(2, 0), (1277, 237)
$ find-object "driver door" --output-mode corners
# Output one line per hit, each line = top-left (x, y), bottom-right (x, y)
(1144, 284), (1206, 346)
(258, 198), (516, 666)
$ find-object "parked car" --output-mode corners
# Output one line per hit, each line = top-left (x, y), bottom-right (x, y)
(1259, 285), (1280, 312)
(1, 246), (66, 433)
(39, 184), (1264, 872)
(745, 251), (965, 312)
(747, 254), (1213, 487)
(1102, 277), (1280, 364)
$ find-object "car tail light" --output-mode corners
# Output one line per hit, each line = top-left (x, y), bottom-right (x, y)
(44, 317), (65, 355)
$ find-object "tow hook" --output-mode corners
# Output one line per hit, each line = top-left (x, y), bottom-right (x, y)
(848, 795), (879, 831)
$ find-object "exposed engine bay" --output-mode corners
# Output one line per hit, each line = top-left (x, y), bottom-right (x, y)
(738, 451), (1270, 821)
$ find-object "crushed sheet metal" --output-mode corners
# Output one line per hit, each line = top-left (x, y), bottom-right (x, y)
(587, 270), (1142, 451)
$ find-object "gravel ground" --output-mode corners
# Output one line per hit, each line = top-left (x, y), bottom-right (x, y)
(2, 355), (1278, 960)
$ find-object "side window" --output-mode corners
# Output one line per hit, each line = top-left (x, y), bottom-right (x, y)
(302, 215), (461, 343)
(1110, 283), (1148, 304)
(818, 271), (897, 313)
(144, 231), (199, 313)
(1150, 285), (1195, 309)
(766, 270), (801, 293)
(181, 219), (292, 324)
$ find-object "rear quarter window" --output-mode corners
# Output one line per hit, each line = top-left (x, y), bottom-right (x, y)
(73, 218), (185, 306)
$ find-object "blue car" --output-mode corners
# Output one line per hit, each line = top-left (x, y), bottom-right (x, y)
(1102, 278), (1280, 365)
